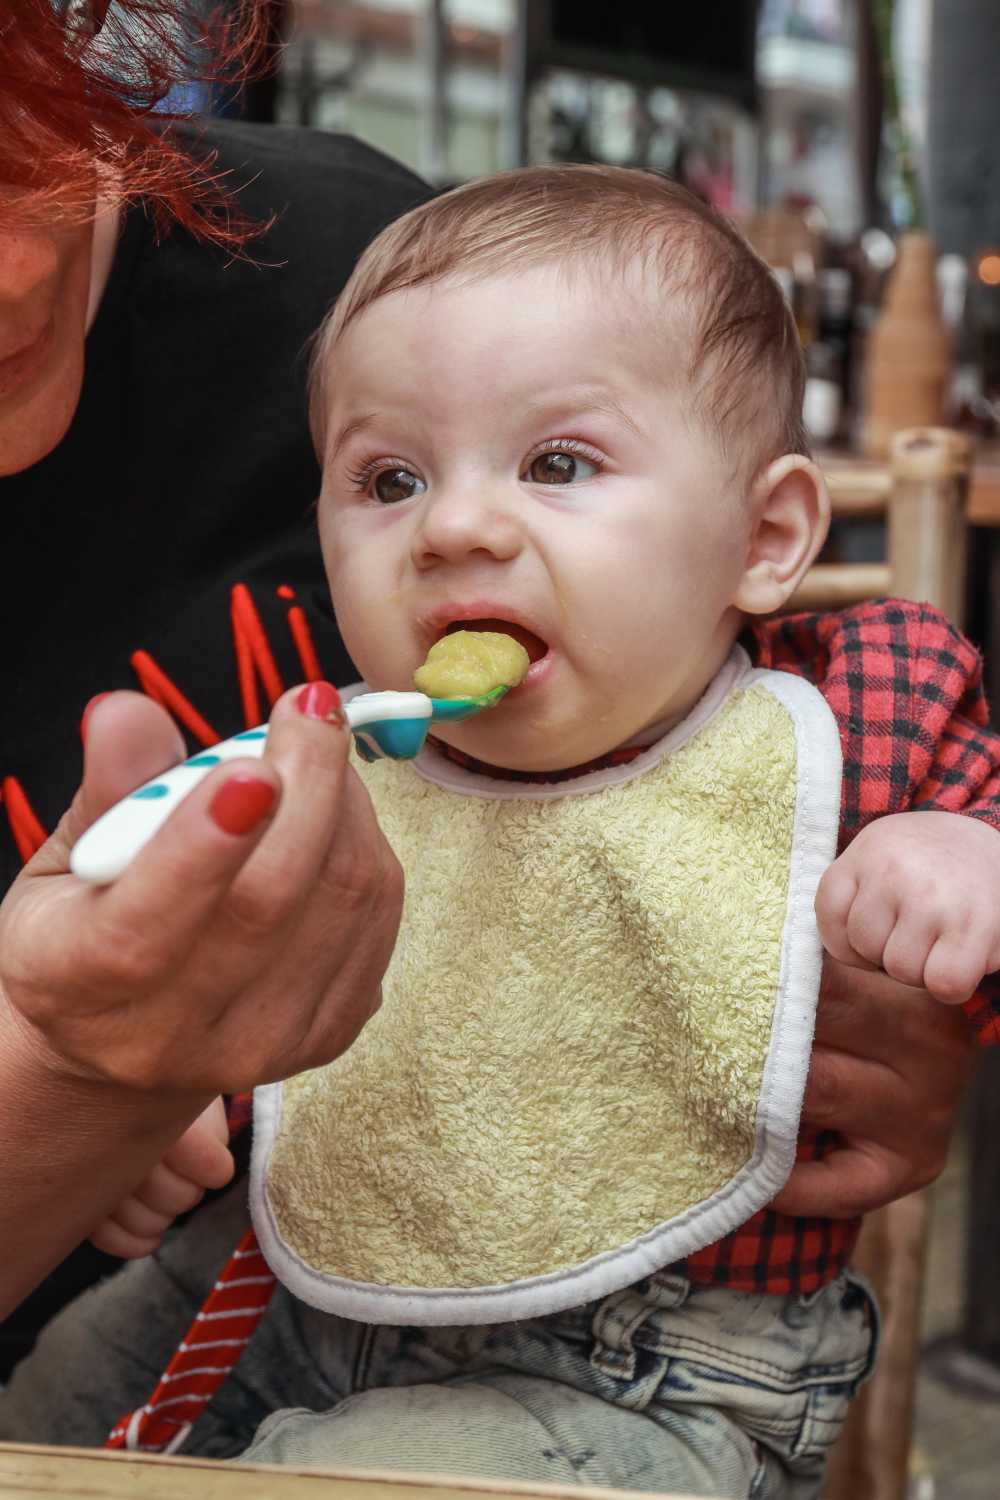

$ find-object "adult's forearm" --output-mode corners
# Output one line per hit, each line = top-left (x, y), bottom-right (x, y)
(0, 1016), (212, 1319)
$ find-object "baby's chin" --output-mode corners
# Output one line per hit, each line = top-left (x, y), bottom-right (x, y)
(432, 722), (626, 776)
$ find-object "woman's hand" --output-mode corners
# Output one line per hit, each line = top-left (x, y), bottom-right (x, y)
(1, 684), (402, 1097)
(773, 955), (974, 1218)
(0, 685), (403, 1315)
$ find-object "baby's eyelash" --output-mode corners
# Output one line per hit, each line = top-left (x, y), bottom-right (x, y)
(527, 437), (605, 469)
(344, 457), (415, 492)
(345, 459), (385, 490)
(344, 439), (605, 492)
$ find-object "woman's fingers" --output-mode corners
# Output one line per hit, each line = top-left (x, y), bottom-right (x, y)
(273, 782), (402, 1074)
(814, 957), (973, 1069)
(245, 683), (354, 902)
(772, 1140), (910, 1219)
(29, 692), (187, 878)
(799, 1046), (915, 1145)
(72, 758), (283, 1002)
(233, 683), (402, 1076)
(84, 683), (352, 1008)
(780, 958), (975, 1218)
(0, 755), (285, 1090)
(80, 692), (188, 821)
(3, 680), (400, 1098)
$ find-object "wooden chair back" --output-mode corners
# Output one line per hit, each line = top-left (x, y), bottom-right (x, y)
(810, 428), (972, 1500)
(796, 427), (970, 625)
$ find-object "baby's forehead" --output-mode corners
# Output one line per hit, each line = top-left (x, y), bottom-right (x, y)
(333, 258), (694, 372)
(312, 244), (714, 457)
(421, 256), (687, 316)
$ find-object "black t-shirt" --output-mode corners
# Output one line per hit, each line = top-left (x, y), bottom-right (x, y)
(0, 121), (428, 1372)
(1, 121), (428, 894)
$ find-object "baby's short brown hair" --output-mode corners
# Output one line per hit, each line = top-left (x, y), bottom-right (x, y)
(310, 164), (807, 484)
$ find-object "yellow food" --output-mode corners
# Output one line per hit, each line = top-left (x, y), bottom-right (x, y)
(413, 630), (530, 699)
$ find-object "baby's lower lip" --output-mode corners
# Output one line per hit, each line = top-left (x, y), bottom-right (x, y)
(521, 651), (553, 687)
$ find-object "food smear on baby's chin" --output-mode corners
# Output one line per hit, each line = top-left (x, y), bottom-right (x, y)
(413, 630), (530, 699)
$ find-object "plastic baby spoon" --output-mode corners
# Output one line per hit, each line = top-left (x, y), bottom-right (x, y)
(70, 685), (509, 885)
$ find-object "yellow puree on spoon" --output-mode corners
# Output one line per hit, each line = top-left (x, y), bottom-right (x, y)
(413, 630), (530, 699)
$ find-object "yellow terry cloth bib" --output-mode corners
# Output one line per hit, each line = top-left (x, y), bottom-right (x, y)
(251, 648), (842, 1325)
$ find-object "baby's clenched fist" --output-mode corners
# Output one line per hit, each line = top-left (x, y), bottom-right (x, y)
(815, 810), (1000, 1005)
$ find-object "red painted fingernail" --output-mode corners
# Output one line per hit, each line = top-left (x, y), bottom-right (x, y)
(296, 681), (342, 721)
(80, 692), (112, 742)
(208, 775), (277, 836)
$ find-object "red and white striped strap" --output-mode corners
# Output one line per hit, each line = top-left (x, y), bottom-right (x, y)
(105, 1228), (276, 1453)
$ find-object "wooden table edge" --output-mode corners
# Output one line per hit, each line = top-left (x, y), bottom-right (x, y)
(0, 1443), (705, 1500)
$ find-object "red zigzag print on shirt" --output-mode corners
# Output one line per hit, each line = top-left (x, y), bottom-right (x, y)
(0, 583), (324, 863)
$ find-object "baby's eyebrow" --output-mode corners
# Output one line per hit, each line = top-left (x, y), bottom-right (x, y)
(527, 387), (645, 439)
(326, 412), (381, 465)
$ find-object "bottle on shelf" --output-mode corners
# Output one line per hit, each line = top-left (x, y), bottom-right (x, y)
(862, 229), (952, 458)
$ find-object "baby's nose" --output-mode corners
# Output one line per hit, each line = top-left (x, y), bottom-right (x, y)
(414, 488), (523, 565)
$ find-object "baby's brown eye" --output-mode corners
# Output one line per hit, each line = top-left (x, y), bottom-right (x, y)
(528, 452), (578, 485)
(374, 468), (424, 504)
(526, 451), (599, 485)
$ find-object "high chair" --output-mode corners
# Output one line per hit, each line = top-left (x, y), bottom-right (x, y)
(799, 427), (973, 1500)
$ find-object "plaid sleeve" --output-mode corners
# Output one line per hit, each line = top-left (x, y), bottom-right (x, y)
(752, 599), (1000, 1044)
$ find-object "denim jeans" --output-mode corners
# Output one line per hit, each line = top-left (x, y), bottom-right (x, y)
(0, 1186), (876, 1499)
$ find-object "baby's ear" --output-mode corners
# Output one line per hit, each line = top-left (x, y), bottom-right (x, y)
(732, 455), (830, 616)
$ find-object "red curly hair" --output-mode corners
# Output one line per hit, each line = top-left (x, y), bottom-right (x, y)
(1, 0), (273, 245)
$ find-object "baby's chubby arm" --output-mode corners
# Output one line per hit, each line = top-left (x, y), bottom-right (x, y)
(816, 810), (1000, 1005)
(89, 1097), (233, 1258)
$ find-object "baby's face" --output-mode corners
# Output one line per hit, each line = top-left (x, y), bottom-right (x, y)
(318, 266), (754, 771)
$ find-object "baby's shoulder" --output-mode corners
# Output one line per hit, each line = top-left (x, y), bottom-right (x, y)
(751, 597), (978, 697)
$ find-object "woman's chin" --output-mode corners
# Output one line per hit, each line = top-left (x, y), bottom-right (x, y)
(0, 351), (83, 476)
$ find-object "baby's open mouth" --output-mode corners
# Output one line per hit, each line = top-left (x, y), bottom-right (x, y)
(444, 618), (548, 664)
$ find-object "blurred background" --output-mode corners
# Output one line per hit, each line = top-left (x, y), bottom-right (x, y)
(147, 3), (1000, 1496)
(152, 0), (1000, 466)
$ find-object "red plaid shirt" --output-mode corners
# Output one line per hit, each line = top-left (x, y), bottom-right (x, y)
(436, 599), (1000, 1296)
(685, 599), (1000, 1294)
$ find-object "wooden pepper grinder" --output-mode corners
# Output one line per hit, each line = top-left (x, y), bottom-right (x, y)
(862, 230), (952, 457)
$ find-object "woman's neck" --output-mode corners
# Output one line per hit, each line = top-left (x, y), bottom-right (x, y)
(86, 197), (122, 333)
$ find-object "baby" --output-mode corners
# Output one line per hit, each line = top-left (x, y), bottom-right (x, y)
(12, 166), (1000, 1500)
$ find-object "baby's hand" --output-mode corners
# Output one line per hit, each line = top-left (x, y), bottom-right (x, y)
(815, 811), (1000, 1006)
(89, 1097), (234, 1259)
